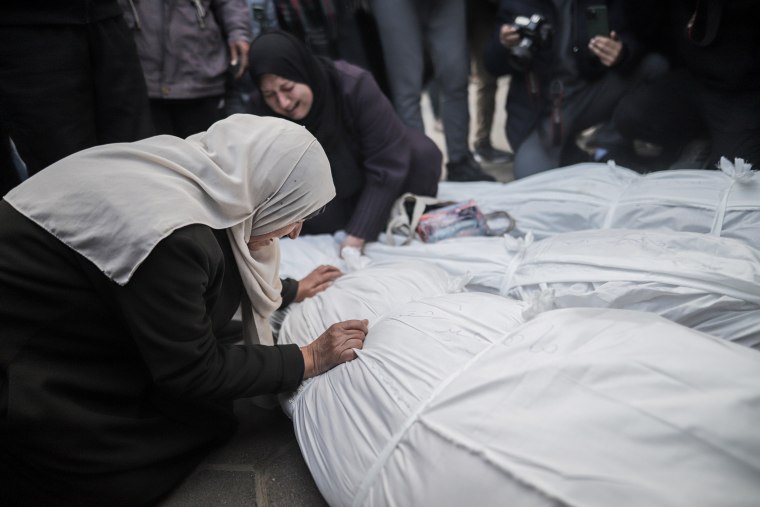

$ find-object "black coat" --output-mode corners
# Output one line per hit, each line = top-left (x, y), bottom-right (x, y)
(0, 0), (123, 25)
(0, 200), (303, 506)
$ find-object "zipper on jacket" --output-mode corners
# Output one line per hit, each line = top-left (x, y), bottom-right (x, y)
(191, 0), (207, 29)
(160, 1), (169, 96)
(128, 0), (142, 30)
(526, 71), (541, 107)
(549, 78), (564, 146)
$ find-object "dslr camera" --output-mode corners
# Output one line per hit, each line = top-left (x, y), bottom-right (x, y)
(509, 14), (554, 70)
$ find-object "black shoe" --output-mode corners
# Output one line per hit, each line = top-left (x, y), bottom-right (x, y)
(446, 153), (496, 182)
(473, 142), (513, 164)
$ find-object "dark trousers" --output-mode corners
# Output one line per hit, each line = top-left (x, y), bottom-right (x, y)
(0, 130), (22, 195)
(0, 16), (153, 178)
(613, 68), (760, 167)
(513, 53), (669, 178)
(149, 96), (222, 138)
(467, 0), (500, 147)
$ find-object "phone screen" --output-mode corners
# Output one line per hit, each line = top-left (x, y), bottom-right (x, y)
(586, 5), (609, 39)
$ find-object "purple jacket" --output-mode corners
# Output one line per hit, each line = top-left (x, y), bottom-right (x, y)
(119, 0), (251, 99)
(324, 61), (442, 240)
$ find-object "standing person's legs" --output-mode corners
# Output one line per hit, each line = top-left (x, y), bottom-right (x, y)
(89, 15), (154, 144)
(426, 79), (442, 130)
(425, 0), (471, 162)
(369, 0), (426, 132)
(468, 0), (512, 163)
(468, 0), (497, 147)
(472, 66), (496, 151)
(0, 25), (99, 175)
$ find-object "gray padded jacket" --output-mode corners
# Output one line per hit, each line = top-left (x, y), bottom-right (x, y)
(120, 0), (251, 99)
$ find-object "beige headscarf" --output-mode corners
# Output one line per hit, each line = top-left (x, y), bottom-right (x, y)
(4, 114), (335, 345)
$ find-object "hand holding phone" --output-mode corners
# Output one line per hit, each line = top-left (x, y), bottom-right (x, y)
(585, 5), (622, 66)
(228, 40), (250, 79)
(588, 30), (622, 66)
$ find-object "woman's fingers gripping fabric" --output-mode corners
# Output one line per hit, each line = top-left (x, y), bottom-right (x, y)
(312, 319), (369, 375)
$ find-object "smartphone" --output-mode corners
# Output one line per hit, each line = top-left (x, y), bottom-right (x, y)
(228, 60), (241, 78)
(586, 5), (609, 39)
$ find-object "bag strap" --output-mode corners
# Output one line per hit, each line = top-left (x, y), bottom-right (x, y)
(385, 193), (450, 245)
(386, 194), (513, 244)
(484, 211), (516, 237)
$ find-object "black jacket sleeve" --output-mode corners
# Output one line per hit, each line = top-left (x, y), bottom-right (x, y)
(112, 225), (304, 401)
(279, 277), (299, 309)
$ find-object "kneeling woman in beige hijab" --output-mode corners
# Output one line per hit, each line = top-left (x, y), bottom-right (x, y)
(0, 115), (367, 506)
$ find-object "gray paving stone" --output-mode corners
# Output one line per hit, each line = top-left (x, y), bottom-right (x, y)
(159, 469), (257, 506)
(254, 439), (328, 507)
(161, 398), (327, 506)
(204, 400), (295, 467)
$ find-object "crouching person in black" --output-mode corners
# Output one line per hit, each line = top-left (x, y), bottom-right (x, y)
(484, 0), (668, 179)
(0, 114), (367, 506)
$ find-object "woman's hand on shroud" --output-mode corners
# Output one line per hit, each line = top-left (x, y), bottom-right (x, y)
(301, 319), (369, 378)
(296, 265), (343, 302)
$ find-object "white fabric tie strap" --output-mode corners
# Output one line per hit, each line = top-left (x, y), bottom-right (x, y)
(500, 232), (534, 297)
(712, 157), (756, 237)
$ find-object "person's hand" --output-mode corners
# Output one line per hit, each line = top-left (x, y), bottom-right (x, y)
(588, 31), (623, 67)
(229, 39), (250, 78)
(301, 319), (369, 378)
(499, 24), (521, 48)
(340, 234), (365, 256)
(296, 265), (343, 302)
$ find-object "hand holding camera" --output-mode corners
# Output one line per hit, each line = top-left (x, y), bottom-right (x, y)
(501, 14), (554, 72)
(499, 24), (521, 48)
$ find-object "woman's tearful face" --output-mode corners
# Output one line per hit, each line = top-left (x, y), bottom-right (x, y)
(260, 74), (314, 121)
